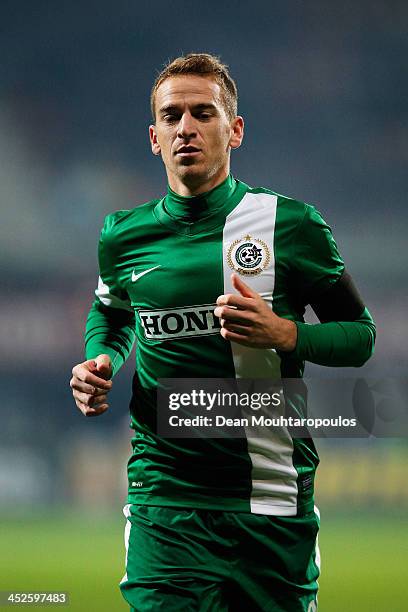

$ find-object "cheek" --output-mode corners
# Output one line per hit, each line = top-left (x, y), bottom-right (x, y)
(212, 126), (231, 152)
(157, 135), (172, 158)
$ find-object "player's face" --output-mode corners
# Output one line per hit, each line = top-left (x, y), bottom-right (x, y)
(149, 75), (244, 195)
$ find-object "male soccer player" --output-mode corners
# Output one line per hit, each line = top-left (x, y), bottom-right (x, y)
(70, 53), (375, 611)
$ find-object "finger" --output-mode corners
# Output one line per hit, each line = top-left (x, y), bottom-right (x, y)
(73, 391), (93, 406)
(74, 391), (108, 407)
(71, 379), (108, 397)
(91, 387), (108, 397)
(216, 293), (253, 309)
(85, 407), (109, 417)
(70, 378), (109, 395)
(75, 399), (109, 417)
(70, 378), (96, 395)
(231, 273), (257, 298)
(95, 354), (112, 380)
(84, 404), (109, 417)
(72, 366), (112, 390)
(90, 394), (108, 407)
(214, 306), (253, 324)
(219, 327), (251, 345)
(222, 322), (252, 336)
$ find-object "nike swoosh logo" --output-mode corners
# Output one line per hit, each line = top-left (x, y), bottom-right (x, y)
(131, 265), (161, 283)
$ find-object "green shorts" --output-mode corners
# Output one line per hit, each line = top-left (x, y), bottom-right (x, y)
(119, 504), (320, 612)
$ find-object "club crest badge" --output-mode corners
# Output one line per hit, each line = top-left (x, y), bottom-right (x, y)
(227, 235), (271, 276)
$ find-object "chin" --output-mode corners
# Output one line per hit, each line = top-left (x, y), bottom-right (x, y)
(177, 165), (206, 181)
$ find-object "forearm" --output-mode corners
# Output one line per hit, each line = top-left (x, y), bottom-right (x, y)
(85, 300), (136, 376)
(292, 307), (376, 367)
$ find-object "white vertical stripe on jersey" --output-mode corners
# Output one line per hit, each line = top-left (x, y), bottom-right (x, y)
(222, 191), (298, 515)
(314, 505), (321, 571)
(120, 504), (132, 585)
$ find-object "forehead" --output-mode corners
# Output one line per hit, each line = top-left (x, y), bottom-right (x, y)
(155, 75), (223, 110)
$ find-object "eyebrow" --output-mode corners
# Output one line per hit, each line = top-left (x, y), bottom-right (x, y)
(158, 103), (217, 116)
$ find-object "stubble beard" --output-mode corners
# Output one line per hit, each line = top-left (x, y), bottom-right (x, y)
(172, 154), (227, 193)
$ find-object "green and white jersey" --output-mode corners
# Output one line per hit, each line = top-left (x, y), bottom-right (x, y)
(85, 175), (375, 516)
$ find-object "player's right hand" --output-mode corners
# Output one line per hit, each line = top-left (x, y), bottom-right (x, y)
(70, 354), (113, 417)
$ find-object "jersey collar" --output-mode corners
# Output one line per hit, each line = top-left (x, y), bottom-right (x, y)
(153, 175), (248, 235)
(165, 174), (235, 221)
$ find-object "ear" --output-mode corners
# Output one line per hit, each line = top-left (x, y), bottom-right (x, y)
(229, 116), (244, 150)
(149, 124), (161, 156)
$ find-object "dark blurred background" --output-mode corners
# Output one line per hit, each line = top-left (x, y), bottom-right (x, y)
(0, 1), (407, 610)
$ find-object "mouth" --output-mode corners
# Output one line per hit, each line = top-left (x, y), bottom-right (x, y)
(176, 145), (201, 157)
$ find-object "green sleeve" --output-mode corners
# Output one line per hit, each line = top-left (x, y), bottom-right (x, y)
(293, 307), (376, 367)
(291, 204), (345, 301)
(85, 301), (136, 376)
(290, 205), (375, 367)
(84, 214), (136, 376)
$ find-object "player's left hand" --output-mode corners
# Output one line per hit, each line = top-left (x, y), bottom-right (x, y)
(214, 273), (297, 351)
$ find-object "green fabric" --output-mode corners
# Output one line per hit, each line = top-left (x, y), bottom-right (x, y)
(165, 173), (235, 220)
(83, 176), (375, 516)
(294, 307), (376, 367)
(154, 173), (247, 235)
(85, 301), (135, 376)
(290, 204), (345, 299)
(120, 505), (320, 612)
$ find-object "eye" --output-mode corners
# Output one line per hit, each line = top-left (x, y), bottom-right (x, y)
(163, 114), (179, 123)
(198, 112), (211, 120)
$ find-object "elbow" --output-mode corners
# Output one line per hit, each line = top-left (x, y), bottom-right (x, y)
(352, 329), (376, 368)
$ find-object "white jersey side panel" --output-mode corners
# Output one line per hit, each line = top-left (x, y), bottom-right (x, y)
(223, 192), (298, 515)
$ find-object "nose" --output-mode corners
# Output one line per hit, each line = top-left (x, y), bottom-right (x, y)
(177, 112), (197, 140)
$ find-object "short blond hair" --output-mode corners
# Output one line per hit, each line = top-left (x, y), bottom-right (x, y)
(151, 53), (238, 121)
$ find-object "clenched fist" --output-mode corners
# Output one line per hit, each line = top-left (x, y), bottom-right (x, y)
(70, 354), (113, 417)
(214, 273), (297, 351)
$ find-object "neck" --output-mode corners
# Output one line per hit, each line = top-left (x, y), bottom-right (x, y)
(167, 165), (230, 197)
